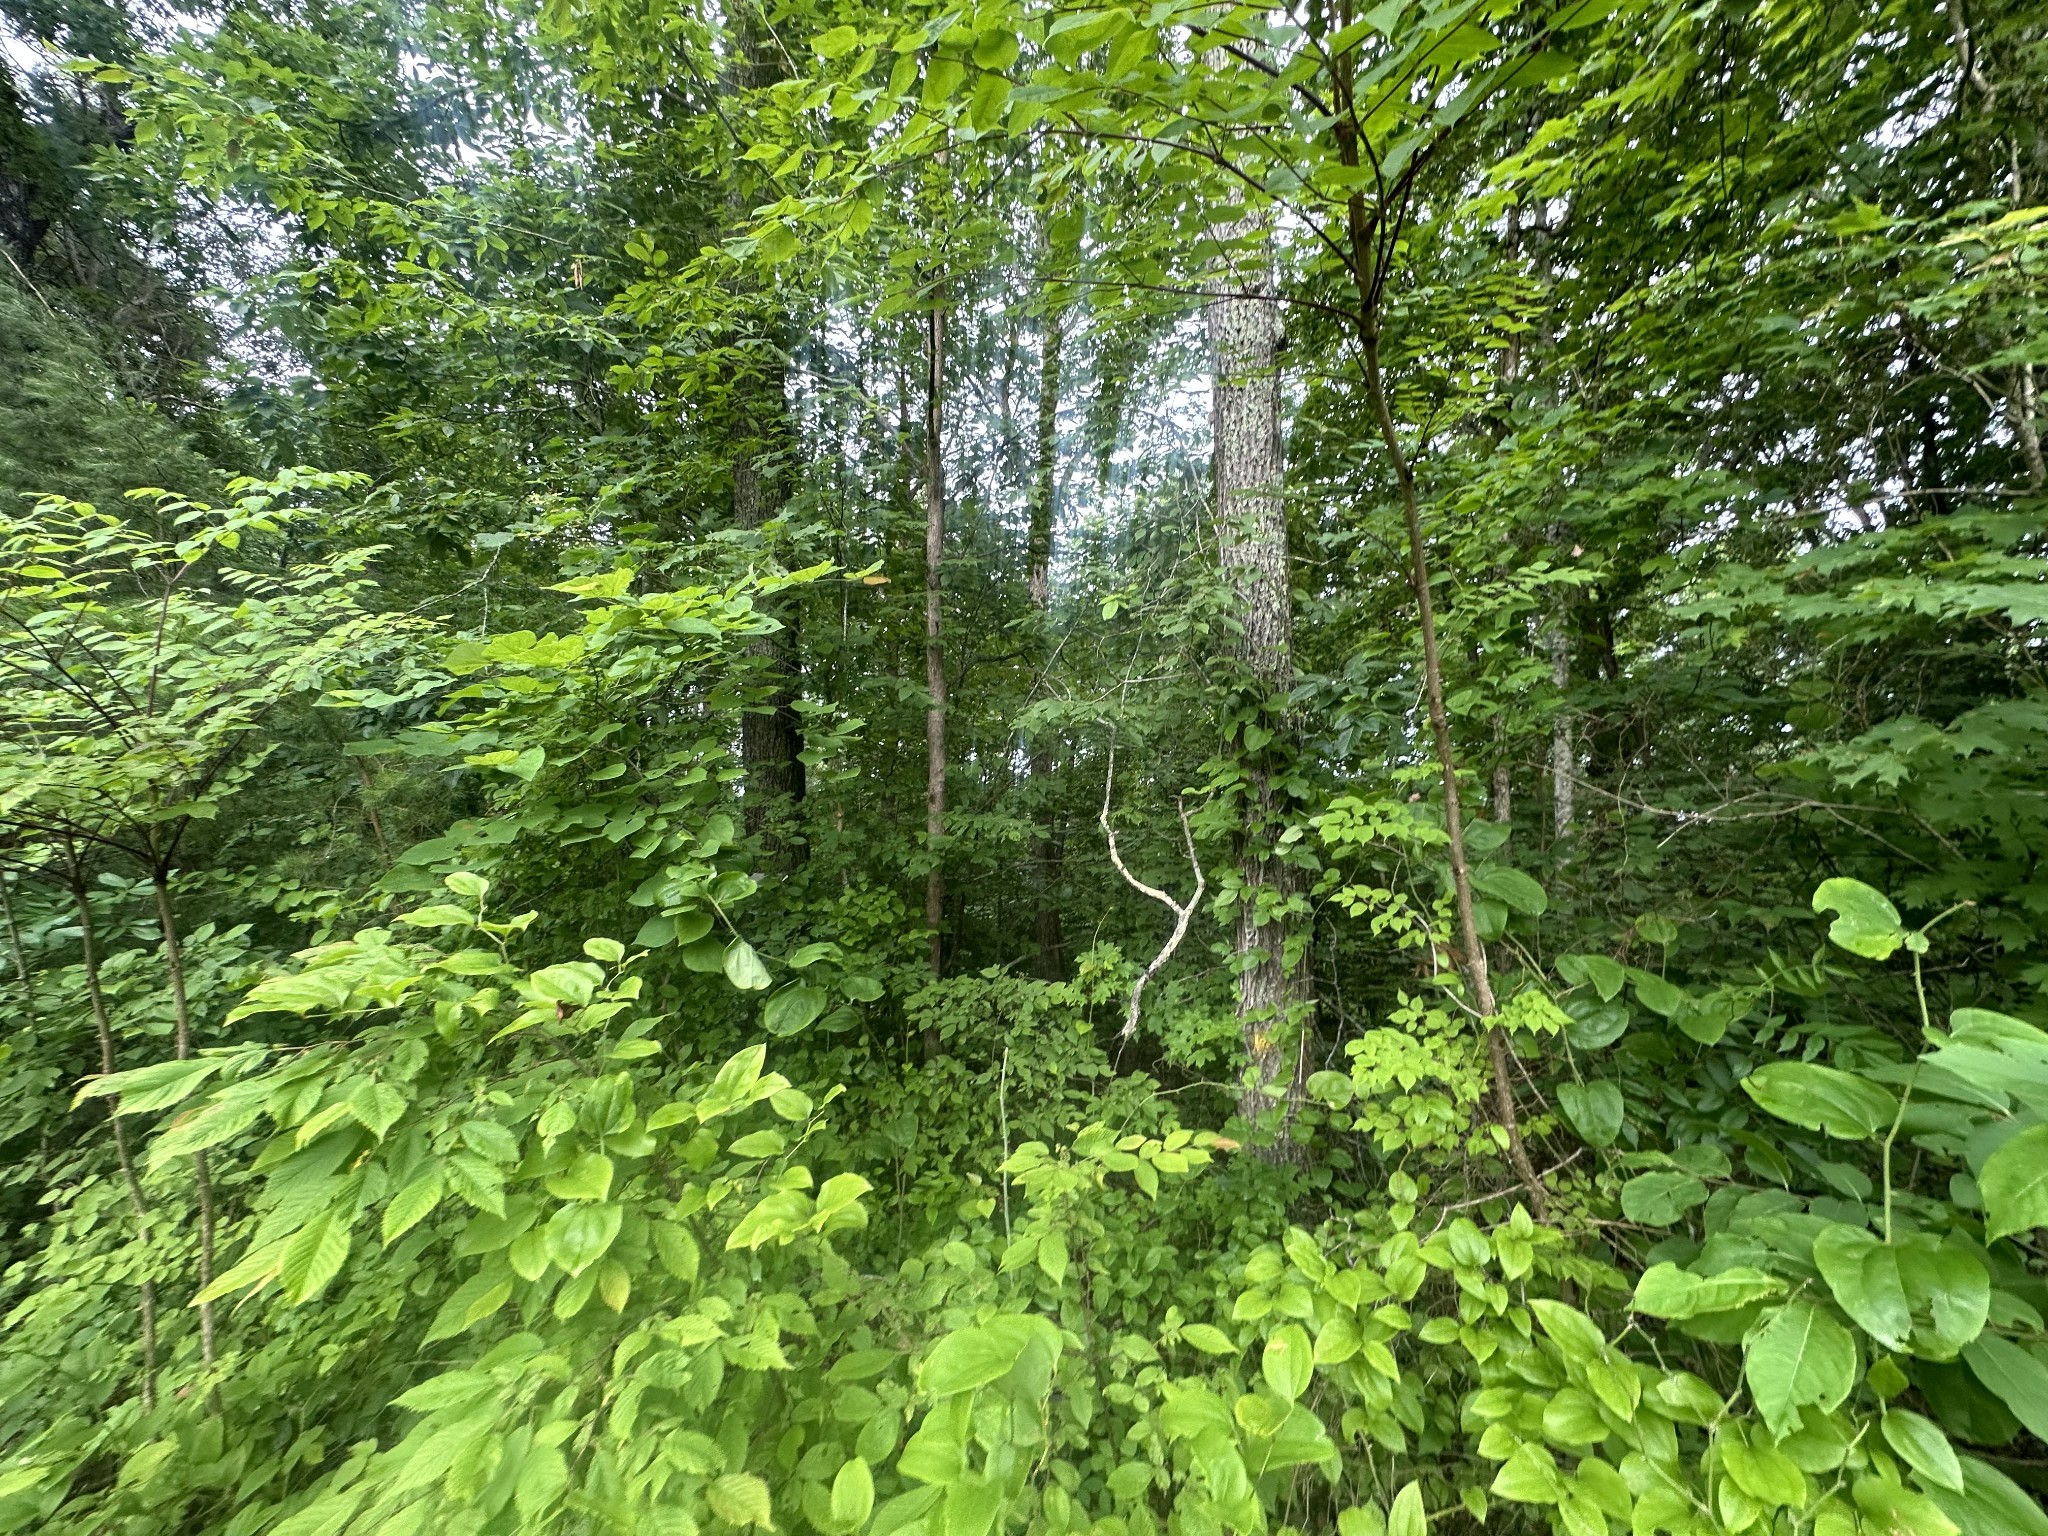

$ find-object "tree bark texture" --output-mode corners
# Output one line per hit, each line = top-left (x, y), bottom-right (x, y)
(1207, 214), (1310, 1140)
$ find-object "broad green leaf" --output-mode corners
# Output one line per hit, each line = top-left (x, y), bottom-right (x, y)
(1632, 1263), (1782, 1319)
(1619, 1171), (1707, 1226)
(725, 1188), (813, 1250)
(1812, 1225), (1912, 1350)
(1742, 1061), (1896, 1139)
(724, 939), (773, 991)
(1980, 1124), (2048, 1242)
(515, 1444), (569, 1519)
(1557, 953), (1626, 1001)
(1745, 1300), (1857, 1438)
(830, 1457), (875, 1533)
(1037, 1231), (1070, 1286)
(280, 1209), (351, 1303)
(545, 1151), (613, 1202)
(1262, 1324), (1313, 1402)
(1180, 1324), (1238, 1355)
(1474, 865), (1546, 915)
(1556, 1080), (1624, 1147)
(1962, 1336), (2048, 1441)
(764, 983), (828, 1036)
(1387, 1481), (1426, 1536)
(545, 1202), (622, 1275)
(1882, 1409), (1963, 1492)
(919, 1326), (1028, 1396)
(1813, 877), (1906, 960)
(382, 1168), (445, 1245)
(708, 1473), (774, 1529)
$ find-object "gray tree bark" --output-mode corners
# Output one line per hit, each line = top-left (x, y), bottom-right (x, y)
(1208, 213), (1311, 1144)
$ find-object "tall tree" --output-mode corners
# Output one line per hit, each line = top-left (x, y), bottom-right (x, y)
(1207, 212), (1310, 1141)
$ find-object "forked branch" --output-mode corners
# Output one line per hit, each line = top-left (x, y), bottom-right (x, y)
(1100, 753), (1206, 1040)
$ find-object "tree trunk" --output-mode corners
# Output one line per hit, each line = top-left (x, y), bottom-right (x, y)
(1029, 284), (1066, 980)
(924, 294), (949, 1029)
(734, 447), (807, 856)
(70, 863), (157, 1409)
(1208, 213), (1310, 1144)
(1548, 617), (1573, 841)
(151, 864), (218, 1372)
(726, 2), (805, 860)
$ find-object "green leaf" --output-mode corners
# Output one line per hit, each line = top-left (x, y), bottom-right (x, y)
(764, 983), (827, 1036)
(1037, 1231), (1070, 1286)
(1630, 970), (1685, 1017)
(1883, 1409), (1963, 1492)
(1745, 1300), (1857, 1438)
(1387, 1481), (1426, 1536)
(75, 1055), (227, 1113)
(280, 1209), (351, 1303)
(1980, 1124), (2048, 1242)
(545, 1151), (614, 1202)
(814, 24), (860, 57)
(724, 939), (773, 991)
(1632, 1263), (1782, 1319)
(919, 1326), (1028, 1396)
(1474, 865), (1547, 915)
(1491, 1443), (1563, 1504)
(1812, 1225), (1912, 1350)
(1963, 1336), (2048, 1441)
(1262, 1324), (1314, 1402)
(1180, 1324), (1238, 1355)
(1923, 1458), (2048, 1536)
(1813, 877), (1906, 959)
(725, 1188), (814, 1250)
(1742, 1061), (1897, 1139)
(544, 1202), (622, 1275)
(830, 1457), (875, 1533)
(728, 1129), (786, 1159)
(708, 1472), (775, 1529)
(1620, 1171), (1708, 1225)
(515, 1444), (569, 1519)
(1558, 953), (1626, 1001)
(526, 962), (601, 1006)
(382, 1168), (445, 1245)
(1557, 1080), (1624, 1147)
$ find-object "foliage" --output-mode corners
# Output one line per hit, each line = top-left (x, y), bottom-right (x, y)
(2, 0), (2047, 1529)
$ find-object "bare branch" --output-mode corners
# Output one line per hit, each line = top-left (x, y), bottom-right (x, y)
(1100, 750), (1206, 1040)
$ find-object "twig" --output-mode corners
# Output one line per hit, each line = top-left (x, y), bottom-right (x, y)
(1099, 749), (1205, 1040)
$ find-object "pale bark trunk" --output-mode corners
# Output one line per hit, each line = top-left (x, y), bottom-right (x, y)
(1548, 619), (1573, 840)
(1208, 213), (1310, 1143)
(1029, 287), (1066, 980)
(924, 297), (949, 1010)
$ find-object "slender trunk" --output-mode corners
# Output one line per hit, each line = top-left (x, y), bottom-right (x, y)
(924, 293), (949, 1048)
(2011, 365), (2044, 490)
(349, 756), (393, 868)
(726, 5), (807, 859)
(1547, 618), (1574, 841)
(1491, 757), (1512, 825)
(71, 868), (157, 1410)
(1329, 20), (1547, 1211)
(0, 874), (35, 1026)
(1362, 334), (1547, 1218)
(150, 864), (218, 1368)
(1029, 285), (1066, 980)
(1208, 209), (1311, 1147)
(734, 451), (807, 856)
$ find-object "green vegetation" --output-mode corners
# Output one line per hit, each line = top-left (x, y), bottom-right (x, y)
(1, 0), (2045, 1531)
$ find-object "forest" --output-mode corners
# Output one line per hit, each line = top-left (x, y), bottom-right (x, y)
(1, 0), (2046, 1529)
